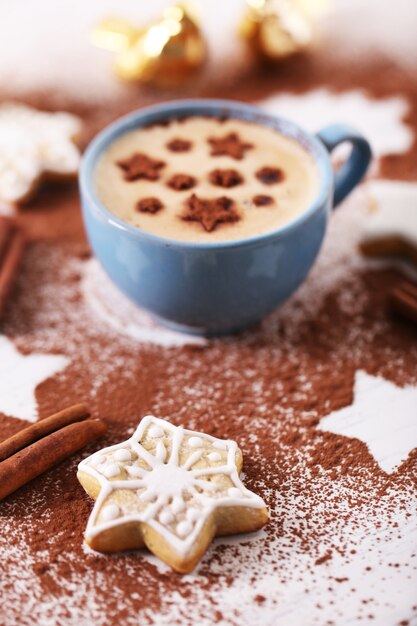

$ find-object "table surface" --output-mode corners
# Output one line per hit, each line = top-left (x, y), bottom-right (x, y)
(0, 2), (416, 625)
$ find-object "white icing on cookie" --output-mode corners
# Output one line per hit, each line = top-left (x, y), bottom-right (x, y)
(126, 466), (144, 478)
(114, 449), (131, 462)
(0, 103), (82, 204)
(101, 504), (120, 522)
(188, 436), (204, 448)
(159, 510), (174, 525)
(176, 521), (192, 538)
(207, 452), (221, 462)
(362, 180), (417, 248)
(186, 508), (200, 523)
(78, 416), (267, 556)
(90, 454), (106, 467)
(101, 464), (120, 478)
(148, 426), (164, 438)
(171, 496), (185, 515)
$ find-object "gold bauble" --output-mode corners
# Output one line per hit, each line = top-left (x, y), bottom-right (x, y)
(92, 4), (206, 88)
(240, 0), (329, 61)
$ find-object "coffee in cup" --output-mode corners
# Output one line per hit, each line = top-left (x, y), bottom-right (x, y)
(94, 116), (320, 243)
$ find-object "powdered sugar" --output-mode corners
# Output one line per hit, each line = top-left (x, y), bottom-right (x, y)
(1, 180), (416, 624)
(81, 259), (206, 348)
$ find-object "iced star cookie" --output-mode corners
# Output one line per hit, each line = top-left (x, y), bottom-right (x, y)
(0, 103), (82, 205)
(360, 180), (417, 266)
(77, 416), (269, 573)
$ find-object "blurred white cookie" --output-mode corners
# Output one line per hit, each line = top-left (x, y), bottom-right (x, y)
(0, 103), (82, 205)
(360, 180), (417, 266)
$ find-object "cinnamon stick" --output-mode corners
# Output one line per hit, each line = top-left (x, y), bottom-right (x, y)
(0, 418), (106, 501)
(0, 403), (90, 462)
(0, 223), (26, 321)
(0, 216), (14, 263)
(390, 280), (417, 325)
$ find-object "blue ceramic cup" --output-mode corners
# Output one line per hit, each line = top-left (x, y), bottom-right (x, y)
(80, 99), (371, 335)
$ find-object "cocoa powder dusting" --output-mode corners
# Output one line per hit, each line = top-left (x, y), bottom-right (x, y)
(0, 52), (417, 626)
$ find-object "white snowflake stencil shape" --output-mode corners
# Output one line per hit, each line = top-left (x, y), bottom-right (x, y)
(0, 335), (70, 422)
(81, 259), (207, 348)
(258, 89), (413, 159)
(0, 103), (82, 204)
(78, 416), (268, 572)
(318, 370), (417, 473)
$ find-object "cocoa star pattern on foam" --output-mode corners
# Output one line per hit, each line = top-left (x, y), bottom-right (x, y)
(116, 153), (166, 182)
(166, 138), (193, 152)
(255, 166), (284, 185)
(209, 168), (244, 188)
(181, 194), (240, 232)
(167, 173), (197, 191)
(253, 194), (274, 206)
(207, 132), (253, 160)
(135, 197), (164, 214)
(77, 416), (268, 573)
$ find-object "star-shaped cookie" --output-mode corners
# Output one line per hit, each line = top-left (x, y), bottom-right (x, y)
(77, 416), (268, 573)
(208, 132), (253, 160)
(0, 103), (82, 205)
(360, 180), (417, 266)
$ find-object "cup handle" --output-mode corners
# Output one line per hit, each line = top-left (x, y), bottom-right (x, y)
(316, 124), (372, 209)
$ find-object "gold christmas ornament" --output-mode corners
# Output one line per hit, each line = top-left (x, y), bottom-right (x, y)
(240, 0), (329, 61)
(92, 4), (206, 88)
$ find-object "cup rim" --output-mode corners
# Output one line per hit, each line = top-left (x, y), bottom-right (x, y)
(80, 98), (332, 250)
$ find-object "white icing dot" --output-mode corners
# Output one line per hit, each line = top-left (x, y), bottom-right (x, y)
(171, 496), (185, 514)
(159, 510), (174, 525)
(148, 426), (164, 438)
(126, 465), (144, 477)
(141, 490), (156, 502)
(228, 487), (242, 498)
(91, 454), (106, 466)
(186, 508), (200, 523)
(176, 520), (192, 537)
(155, 440), (167, 462)
(114, 448), (131, 462)
(101, 503), (120, 522)
(188, 436), (204, 448)
(102, 464), (120, 478)
(212, 441), (224, 449)
(207, 452), (221, 462)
